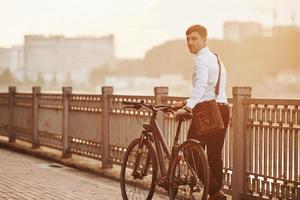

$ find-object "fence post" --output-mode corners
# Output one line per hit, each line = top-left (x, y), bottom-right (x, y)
(32, 86), (41, 148)
(232, 87), (252, 200)
(101, 86), (113, 168)
(62, 87), (72, 158)
(154, 87), (168, 133)
(8, 86), (16, 143)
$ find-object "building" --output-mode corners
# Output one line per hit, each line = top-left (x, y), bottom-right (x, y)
(223, 21), (263, 41)
(24, 34), (115, 84)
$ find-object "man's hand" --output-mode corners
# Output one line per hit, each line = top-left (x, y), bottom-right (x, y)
(171, 100), (187, 110)
(175, 106), (192, 120)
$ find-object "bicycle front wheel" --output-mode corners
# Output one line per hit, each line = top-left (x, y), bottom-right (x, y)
(169, 140), (209, 200)
(120, 138), (158, 200)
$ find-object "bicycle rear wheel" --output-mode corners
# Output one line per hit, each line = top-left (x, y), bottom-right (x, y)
(169, 140), (209, 200)
(120, 138), (158, 200)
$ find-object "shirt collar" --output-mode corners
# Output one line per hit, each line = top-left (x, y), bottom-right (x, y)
(194, 46), (209, 57)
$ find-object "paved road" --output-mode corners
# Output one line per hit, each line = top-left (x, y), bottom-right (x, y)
(0, 148), (169, 200)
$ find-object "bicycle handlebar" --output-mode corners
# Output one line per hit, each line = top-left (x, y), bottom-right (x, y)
(123, 100), (193, 121)
(122, 100), (176, 113)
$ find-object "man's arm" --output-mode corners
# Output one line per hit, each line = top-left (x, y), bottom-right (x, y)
(186, 58), (209, 109)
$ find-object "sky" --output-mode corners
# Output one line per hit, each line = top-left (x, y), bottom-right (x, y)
(0, 0), (299, 58)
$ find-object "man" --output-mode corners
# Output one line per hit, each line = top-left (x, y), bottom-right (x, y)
(172, 24), (230, 200)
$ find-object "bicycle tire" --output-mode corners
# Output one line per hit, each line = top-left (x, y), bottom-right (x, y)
(120, 138), (158, 200)
(169, 139), (209, 200)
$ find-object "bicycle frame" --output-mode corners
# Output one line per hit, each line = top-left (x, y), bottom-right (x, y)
(145, 111), (184, 178)
(123, 100), (189, 181)
(150, 118), (170, 177)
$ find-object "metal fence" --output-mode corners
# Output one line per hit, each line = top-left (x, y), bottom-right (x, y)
(0, 86), (299, 200)
(243, 98), (300, 199)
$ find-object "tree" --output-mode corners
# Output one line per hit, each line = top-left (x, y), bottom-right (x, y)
(63, 72), (73, 86)
(0, 68), (17, 85)
(36, 72), (45, 86)
(50, 73), (58, 87)
(89, 64), (111, 85)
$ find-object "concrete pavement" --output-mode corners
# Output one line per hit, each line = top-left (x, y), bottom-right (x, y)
(0, 148), (169, 200)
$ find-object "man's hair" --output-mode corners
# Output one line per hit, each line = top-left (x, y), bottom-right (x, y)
(185, 24), (207, 39)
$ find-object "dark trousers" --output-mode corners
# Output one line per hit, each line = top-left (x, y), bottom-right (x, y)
(187, 104), (230, 195)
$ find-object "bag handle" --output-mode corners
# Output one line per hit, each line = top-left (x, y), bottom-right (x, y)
(213, 53), (221, 96)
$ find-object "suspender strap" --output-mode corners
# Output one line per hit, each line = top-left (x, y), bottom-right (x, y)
(213, 52), (221, 96)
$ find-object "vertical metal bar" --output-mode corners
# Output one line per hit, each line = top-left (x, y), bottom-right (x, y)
(262, 105), (266, 124)
(245, 104), (251, 194)
(297, 105), (300, 125)
(264, 126), (268, 177)
(273, 128), (278, 180)
(269, 126), (273, 178)
(283, 128), (288, 180)
(259, 125), (263, 175)
(283, 105), (288, 124)
(230, 120), (233, 173)
(276, 105), (280, 124)
(288, 129), (293, 181)
(254, 125), (258, 177)
(278, 128), (283, 180)
(249, 118), (254, 178)
(254, 105), (258, 122)
(224, 124), (229, 171)
(271, 105), (276, 124)
(294, 129), (298, 183)
(292, 106), (296, 125)
(126, 113), (130, 147)
(287, 106), (292, 124)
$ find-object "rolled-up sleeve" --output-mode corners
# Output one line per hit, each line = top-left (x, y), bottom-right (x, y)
(186, 58), (209, 109)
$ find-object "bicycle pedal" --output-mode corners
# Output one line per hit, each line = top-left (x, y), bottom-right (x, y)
(156, 176), (168, 188)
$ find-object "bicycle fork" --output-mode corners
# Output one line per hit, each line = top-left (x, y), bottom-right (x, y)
(132, 134), (151, 179)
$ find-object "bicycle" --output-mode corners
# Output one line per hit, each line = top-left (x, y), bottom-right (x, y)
(120, 100), (210, 200)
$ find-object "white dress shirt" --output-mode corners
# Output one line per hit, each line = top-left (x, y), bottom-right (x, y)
(186, 47), (228, 109)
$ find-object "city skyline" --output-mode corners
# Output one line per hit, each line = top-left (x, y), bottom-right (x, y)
(1, 0), (300, 58)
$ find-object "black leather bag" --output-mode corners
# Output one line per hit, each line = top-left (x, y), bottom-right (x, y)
(192, 53), (225, 135)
